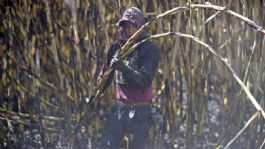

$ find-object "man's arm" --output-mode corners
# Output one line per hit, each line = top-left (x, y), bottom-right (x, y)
(111, 44), (160, 90)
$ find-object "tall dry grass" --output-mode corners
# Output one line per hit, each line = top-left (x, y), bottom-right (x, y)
(0, 0), (264, 148)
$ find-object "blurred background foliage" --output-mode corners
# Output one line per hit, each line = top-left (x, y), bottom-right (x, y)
(0, 0), (264, 148)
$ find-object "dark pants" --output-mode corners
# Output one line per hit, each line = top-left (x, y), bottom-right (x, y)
(97, 102), (152, 149)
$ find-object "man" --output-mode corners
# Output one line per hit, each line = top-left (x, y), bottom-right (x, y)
(97, 7), (160, 149)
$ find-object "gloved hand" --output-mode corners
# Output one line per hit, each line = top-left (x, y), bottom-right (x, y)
(110, 57), (151, 90)
(110, 57), (127, 71)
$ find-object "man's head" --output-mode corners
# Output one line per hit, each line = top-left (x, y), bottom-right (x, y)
(118, 7), (145, 39)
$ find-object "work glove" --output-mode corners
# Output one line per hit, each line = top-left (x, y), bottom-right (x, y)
(110, 57), (151, 90)
(109, 57), (127, 71)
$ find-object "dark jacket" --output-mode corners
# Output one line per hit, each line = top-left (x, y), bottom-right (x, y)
(104, 40), (160, 103)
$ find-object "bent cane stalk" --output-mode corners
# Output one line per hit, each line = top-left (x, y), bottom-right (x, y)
(149, 32), (265, 147)
(138, 32), (265, 119)
(168, 32), (265, 119)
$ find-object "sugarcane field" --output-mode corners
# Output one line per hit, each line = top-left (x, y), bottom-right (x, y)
(0, 0), (265, 149)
